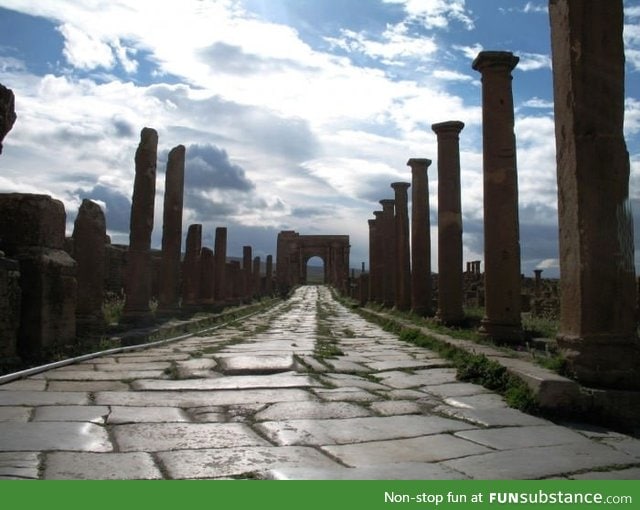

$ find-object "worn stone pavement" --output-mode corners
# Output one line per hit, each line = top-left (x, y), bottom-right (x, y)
(1, 286), (639, 480)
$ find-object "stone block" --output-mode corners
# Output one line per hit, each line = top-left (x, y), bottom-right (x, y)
(0, 254), (20, 359)
(0, 193), (66, 250)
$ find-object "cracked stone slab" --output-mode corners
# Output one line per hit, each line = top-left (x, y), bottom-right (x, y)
(96, 362), (172, 371)
(0, 452), (40, 479)
(420, 382), (492, 398)
(600, 437), (640, 459)
(297, 356), (330, 373)
(442, 442), (637, 479)
(43, 370), (166, 381)
(47, 381), (130, 392)
(370, 400), (422, 416)
(132, 372), (316, 391)
(0, 379), (47, 391)
(44, 452), (162, 479)
(112, 422), (269, 452)
(0, 422), (112, 452)
(0, 406), (32, 422)
(323, 359), (370, 373)
(322, 434), (492, 466)
(570, 467), (640, 480)
(255, 401), (372, 421)
(376, 369), (458, 388)
(313, 387), (380, 403)
(268, 462), (469, 480)
(95, 389), (313, 407)
(321, 374), (390, 391)
(158, 446), (342, 479)
(175, 358), (218, 379)
(33, 405), (110, 423)
(107, 406), (190, 424)
(256, 415), (475, 446)
(217, 355), (297, 375)
(433, 405), (550, 427)
(365, 359), (451, 372)
(0, 391), (89, 406)
(454, 425), (594, 450)
(443, 393), (508, 409)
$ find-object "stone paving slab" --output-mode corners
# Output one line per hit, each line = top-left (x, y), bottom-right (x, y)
(0, 406), (32, 422)
(46, 380), (131, 392)
(0, 390), (89, 406)
(0, 379), (48, 391)
(107, 406), (191, 424)
(441, 442), (637, 479)
(0, 422), (112, 452)
(322, 434), (492, 466)
(157, 446), (342, 479)
(95, 389), (313, 407)
(0, 452), (40, 479)
(454, 425), (593, 450)
(369, 400), (422, 416)
(419, 382), (492, 398)
(570, 467), (640, 480)
(376, 369), (458, 388)
(175, 358), (218, 378)
(256, 415), (476, 446)
(321, 374), (390, 391)
(97, 362), (173, 371)
(364, 359), (451, 371)
(33, 405), (110, 423)
(601, 437), (640, 459)
(131, 372), (316, 391)
(217, 355), (297, 375)
(268, 462), (469, 480)
(443, 393), (508, 409)
(313, 387), (380, 402)
(254, 401), (372, 421)
(323, 359), (370, 373)
(43, 370), (166, 381)
(112, 422), (269, 452)
(44, 452), (162, 479)
(433, 404), (551, 427)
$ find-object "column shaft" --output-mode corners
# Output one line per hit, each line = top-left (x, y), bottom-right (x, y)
(391, 182), (411, 311)
(379, 200), (396, 307)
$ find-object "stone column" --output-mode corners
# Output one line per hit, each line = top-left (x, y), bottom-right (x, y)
(199, 247), (215, 306)
(123, 127), (158, 324)
(391, 182), (411, 311)
(0, 252), (20, 360)
(550, 0), (639, 388)
(407, 158), (432, 316)
(158, 145), (185, 314)
(214, 227), (227, 303)
(379, 199), (396, 307)
(0, 83), (16, 155)
(533, 269), (543, 298)
(242, 246), (253, 300)
(472, 51), (522, 343)
(181, 224), (202, 308)
(367, 218), (378, 303)
(265, 254), (274, 295)
(253, 256), (261, 297)
(72, 199), (106, 335)
(432, 121), (465, 325)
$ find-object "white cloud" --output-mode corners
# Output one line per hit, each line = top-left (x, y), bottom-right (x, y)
(57, 23), (115, 70)
(432, 69), (473, 82)
(626, 98), (640, 136)
(453, 43), (483, 61)
(523, 2), (548, 14)
(516, 52), (551, 72)
(537, 258), (559, 269)
(522, 97), (554, 109)
(383, 0), (475, 30)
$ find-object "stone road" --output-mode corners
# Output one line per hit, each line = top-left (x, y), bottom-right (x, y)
(1, 286), (639, 479)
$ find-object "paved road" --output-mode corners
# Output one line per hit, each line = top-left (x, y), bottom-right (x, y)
(1, 286), (639, 479)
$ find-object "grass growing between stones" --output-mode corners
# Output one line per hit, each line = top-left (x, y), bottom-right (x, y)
(314, 298), (345, 359)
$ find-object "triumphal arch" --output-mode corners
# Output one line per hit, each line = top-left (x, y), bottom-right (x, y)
(276, 230), (350, 294)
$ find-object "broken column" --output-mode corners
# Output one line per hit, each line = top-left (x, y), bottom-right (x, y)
(253, 256), (261, 297)
(379, 199), (396, 307)
(158, 145), (185, 314)
(432, 121), (465, 325)
(242, 246), (252, 301)
(198, 247), (215, 306)
(265, 254), (274, 295)
(182, 224), (202, 309)
(0, 83), (16, 155)
(472, 51), (522, 343)
(72, 199), (106, 335)
(0, 194), (76, 358)
(214, 227), (227, 303)
(550, 0), (639, 388)
(123, 127), (158, 324)
(407, 158), (432, 316)
(391, 182), (411, 311)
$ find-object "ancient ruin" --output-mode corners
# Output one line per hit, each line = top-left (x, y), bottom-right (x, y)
(214, 227), (228, 303)
(182, 224), (202, 308)
(379, 199), (396, 307)
(0, 83), (16, 155)
(472, 51), (523, 343)
(391, 182), (411, 311)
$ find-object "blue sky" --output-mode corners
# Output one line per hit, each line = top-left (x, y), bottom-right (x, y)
(0, 0), (639, 278)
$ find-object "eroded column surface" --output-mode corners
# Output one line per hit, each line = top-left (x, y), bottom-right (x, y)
(472, 52), (522, 343)
(182, 224), (202, 309)
(432, 121), (465, 325)
(391, 182), (411, 311)
(158, 145), (185, 314)
(408, 158), (432, 317)
(123, 127), (158, 323)
(214, 227), (227, 303)
(72, 199), (106, 335)
(550, 0), (639, 389)
(379, 199), (396, 307)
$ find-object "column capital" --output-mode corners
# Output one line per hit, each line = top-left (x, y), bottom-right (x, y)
(373, 210), (383, 219)
(368, 218), (377, 227)
(379, 199), (395, 210)
(391, 181), (411, 192)
(406, 158), (432, 168)
(432, 120), (465, 136)
(472, 51), (519, 73)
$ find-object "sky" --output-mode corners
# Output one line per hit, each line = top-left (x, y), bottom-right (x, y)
(0, 0), (639, 279)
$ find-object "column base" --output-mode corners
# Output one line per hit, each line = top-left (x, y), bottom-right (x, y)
(557, 333), (640, 390)
(435, 309), (465, 327)
(478, 318), (523, 344)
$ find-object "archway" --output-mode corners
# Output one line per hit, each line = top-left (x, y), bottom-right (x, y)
(305, 256), (325, 284)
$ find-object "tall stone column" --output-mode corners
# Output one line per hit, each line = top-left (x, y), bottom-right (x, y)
(432, 121), (465, 325)
(182, 224), (202, 308)
(533, 269), (543, 298)
(472, 51), (522, 343)
(199, 247), (215, 306)
(265, 254), (273, 295)
(214, 227), (227, 303)
(379, 199), (396, 307)
(123, 127), (158, 323)
(550, 0), (639, 388)
(367, 218), (379, 303)
(158, 145), (185, 314)
(242, 246), (253, 300)
(391, 182), (411, 311)
(253, 256), (261, 297)
(72, 199), (106, 335)
(407, 158), (432, 317)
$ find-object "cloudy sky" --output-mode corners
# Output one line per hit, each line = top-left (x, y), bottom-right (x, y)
(0, 0), (639, 278)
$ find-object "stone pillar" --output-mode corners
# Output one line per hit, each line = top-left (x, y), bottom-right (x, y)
(533, 269), (543, 298)
(407, 158), (432, 317)
(367, 218), (379, 303)
(158, 145), (185, 314)
(181, 224), (202, 309)
(242, 246), (253, 300)
(391, 182), (411, 311)
(0, 83), (16, 155)
(214, 227), (227, 303)
(550, 0), (639, 388)
(72, 199), (106, 335)
(0, 194), (76, 358)
(228, 260), (243, 301)
(432, 121), (465, 325)
(472, 51), (522, 343)
(0, 252), (20, 361)
(253, 256), (261, 297)
(359, 273), (370, 307)
(265, 254), (274, 295)
(199, 247), (215, 306)
(123, 127), (158, 324)
(379, 199), (396, 307)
